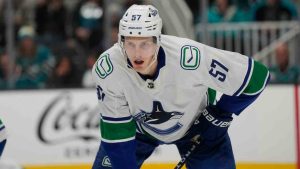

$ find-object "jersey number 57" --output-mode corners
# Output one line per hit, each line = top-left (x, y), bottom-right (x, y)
(209, 59), (229, 82)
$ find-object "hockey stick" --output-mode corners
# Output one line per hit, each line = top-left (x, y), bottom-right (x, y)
(174, 134), (201, 169)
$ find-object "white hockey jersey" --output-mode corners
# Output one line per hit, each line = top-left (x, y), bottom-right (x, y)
(92, 35), (267, 143)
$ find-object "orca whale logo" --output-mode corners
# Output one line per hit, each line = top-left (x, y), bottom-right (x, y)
(134, 101), (184, 135)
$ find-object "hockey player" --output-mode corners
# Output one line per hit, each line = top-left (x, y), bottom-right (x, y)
(0, 119), (6, 157)
(91, 4), (269, 169)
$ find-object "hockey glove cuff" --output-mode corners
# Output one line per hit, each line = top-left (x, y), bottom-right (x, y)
(197, 105), (233, 145)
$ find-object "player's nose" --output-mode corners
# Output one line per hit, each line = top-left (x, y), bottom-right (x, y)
(134, 48), (142, 59)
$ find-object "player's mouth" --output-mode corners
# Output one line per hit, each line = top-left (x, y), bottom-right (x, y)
(134, 60), (144, 66)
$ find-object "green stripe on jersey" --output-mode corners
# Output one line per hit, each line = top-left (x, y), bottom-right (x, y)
(243, 60), (269, 94)
(208, 88), (216, 105)
(100, 119), (136, 141)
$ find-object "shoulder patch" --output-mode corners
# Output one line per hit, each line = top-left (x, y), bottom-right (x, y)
(95, 54), (114, 79)
(180, 45), (201, 70)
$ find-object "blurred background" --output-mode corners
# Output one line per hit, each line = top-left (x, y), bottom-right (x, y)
(1, 0), (300, 89)
(0, 0), (300, 169)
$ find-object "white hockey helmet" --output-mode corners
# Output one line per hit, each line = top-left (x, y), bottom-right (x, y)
(119, 4), (162, 42)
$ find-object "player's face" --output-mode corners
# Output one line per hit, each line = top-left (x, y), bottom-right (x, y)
(124, 37), (158, 75)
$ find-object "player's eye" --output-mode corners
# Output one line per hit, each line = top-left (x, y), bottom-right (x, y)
(140, 41), (153, 49)
(125, 42), (135, 49)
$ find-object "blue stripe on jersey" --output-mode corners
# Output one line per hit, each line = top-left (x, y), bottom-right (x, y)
(233, 57), (252, 96)
(0, 126), (5, 131)
(102, 140), (138, 169)
(142, 122), (183, 135)
(101, 115), (132, 121)
(217, 93), (259, 115)
(0, 139), (6, 156)
(135, 122), (144, 134)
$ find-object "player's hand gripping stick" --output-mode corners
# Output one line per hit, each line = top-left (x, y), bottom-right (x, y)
(174, 135), (201, 169)
(174, 105), (233, 169)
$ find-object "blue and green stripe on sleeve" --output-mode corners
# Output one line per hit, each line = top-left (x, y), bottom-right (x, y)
(217, 58), (270, 115)
(100, 115), (136, 143)
(99, 115), (138, 169)
(234, 58), (269, 96)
